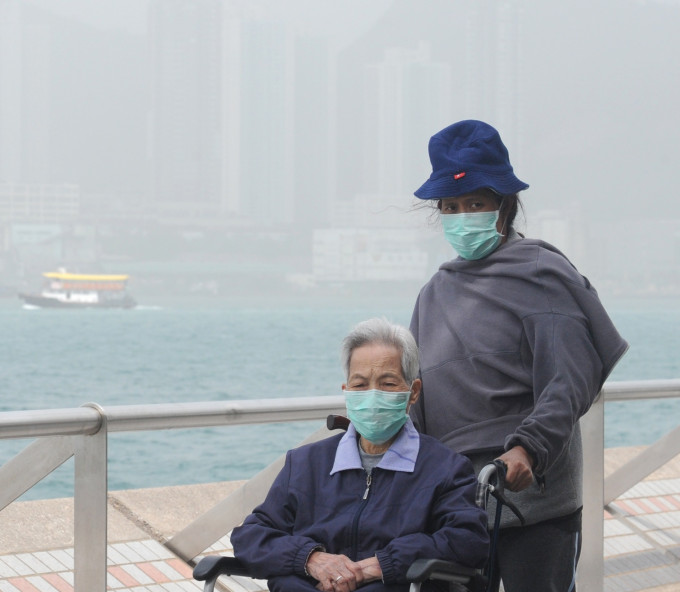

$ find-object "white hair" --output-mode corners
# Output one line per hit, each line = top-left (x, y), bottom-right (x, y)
(341, 317), (419, 384)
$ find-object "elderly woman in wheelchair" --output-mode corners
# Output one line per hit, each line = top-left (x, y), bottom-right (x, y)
(226, 318), (489, 592)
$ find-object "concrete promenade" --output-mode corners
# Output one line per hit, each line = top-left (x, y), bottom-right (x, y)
(1, 447), (679, 592)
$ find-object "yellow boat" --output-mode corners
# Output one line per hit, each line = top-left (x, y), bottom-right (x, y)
(19, 270), (137, 309)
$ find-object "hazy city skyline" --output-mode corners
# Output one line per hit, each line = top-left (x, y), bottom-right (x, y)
(1, 0), (679, 301)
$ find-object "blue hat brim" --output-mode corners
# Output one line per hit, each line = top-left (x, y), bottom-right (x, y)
(414, 170), (529, 200)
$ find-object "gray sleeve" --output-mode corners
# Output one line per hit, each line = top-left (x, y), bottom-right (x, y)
(506, 311), (603, 475)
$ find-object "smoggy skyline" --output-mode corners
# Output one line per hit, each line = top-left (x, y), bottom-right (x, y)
(1, 0), (679, 300)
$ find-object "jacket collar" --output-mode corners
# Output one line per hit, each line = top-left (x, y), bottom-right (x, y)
(330, 417), (420, 475)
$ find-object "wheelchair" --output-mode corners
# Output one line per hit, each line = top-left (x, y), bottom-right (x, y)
(193, 415), (523, 592)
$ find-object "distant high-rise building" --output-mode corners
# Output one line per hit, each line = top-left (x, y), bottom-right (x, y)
(0, 0), (23, 182)
(232, 18), (295, 225)
(0, 0), (52, 183)
(149, 0), (226, 221)
(292, 34), (331, 230)
(465, 0), (523, 158)
(150, 3), (322, 228)
(361, 42), (451, 198)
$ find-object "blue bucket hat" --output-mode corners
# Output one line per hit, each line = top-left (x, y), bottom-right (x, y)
(414, 120), (529, 199)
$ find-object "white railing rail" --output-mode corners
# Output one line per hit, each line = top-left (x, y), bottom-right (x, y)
(1, 380), (679, 592)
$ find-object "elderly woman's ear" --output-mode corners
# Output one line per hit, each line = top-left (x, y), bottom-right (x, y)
(408, 379), (422, 407)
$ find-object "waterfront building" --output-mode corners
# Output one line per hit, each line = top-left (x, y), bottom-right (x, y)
(312, 227), (428, 283)
(0, 182), (80, 224)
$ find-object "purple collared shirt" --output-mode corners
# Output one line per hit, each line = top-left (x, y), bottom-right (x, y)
(330, 417), (420, 475)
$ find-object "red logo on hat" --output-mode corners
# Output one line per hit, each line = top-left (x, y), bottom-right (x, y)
(454, 172), (466, 180)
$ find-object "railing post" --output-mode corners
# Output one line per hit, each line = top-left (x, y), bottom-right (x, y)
(578, 394), (605, 591)
(73, 403), (108, 592)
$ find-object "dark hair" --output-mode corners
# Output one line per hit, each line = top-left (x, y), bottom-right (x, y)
(498, 193), (520, 231)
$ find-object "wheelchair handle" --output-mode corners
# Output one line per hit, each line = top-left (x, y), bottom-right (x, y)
(475, 460), (507, 508)
(327, 414), (350, 431)
(476, 459), (525, 525)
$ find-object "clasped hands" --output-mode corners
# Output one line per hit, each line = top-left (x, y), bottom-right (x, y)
(306, 550), (382, 592)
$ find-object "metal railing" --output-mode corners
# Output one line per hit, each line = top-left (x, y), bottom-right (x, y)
(1, 379), (680, 592)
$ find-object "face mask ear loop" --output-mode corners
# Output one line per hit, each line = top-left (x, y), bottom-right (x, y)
(498, 197), (508, 237)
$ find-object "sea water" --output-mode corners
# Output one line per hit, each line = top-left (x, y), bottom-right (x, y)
(1, 296), (679, 500)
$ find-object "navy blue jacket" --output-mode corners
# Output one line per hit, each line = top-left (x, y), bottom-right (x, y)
(231, 421), (489, 589)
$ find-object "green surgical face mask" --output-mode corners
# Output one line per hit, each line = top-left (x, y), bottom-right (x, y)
(441, 211), (503, 260)
(344, 389), (410, 445)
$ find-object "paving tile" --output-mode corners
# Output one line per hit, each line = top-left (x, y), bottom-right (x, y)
(149, 583), (182, 592)
(111, 543), (147, 564)
(106, 571), (125, 589)
(137, 562), (171, 584)
(622, 499), (649, 515)
(108, 565), (141, 588)
(127, 542), (163, 563)
(604, 573), (639, 592)
(646, 530), (674, 546)
(648, 496), (676, 511)
(40, 574), (71, 592)
(220, 576), (262, 592)
(605, 519), (633, 536)
(663, 495), (680, 510)
(234, 575), (267, 592)
(0, 559), (19, 578)
(147, 560), (184, 581)
(653, 564), (680, 585)
(1, 557), (33, 577)
(605, 534), (654, 556)
(626, 515), (654, 532)
(44, 553), (71, 572)
(30, 555), (65, 574)
(6, 578), (41, 592)
(16, 557), (51, 576)
(165, 559), (193, 580)
(0, 582), (20, 592)
(121, 564), (155, 586)
(107, 546), (130, 566)
(139, 541), (174, 561)
(174, 581), (203, 591)
(158, 585), (194, 592)
(24, 576), (59, 592)
(641, 512), (680, 530)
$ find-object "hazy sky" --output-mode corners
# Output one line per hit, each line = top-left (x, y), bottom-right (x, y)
(28, 0), (393, 44)
(4, 0), (680, 296)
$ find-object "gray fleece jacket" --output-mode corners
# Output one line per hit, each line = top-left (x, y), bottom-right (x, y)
(409, 233), (628, 527)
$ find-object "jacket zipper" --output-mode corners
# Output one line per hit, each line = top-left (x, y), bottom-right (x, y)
(350, 473), (372, 560)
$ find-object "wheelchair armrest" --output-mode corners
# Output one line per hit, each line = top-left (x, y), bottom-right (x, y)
(406, 558), (478, 585)
(193, 555), (251, 581)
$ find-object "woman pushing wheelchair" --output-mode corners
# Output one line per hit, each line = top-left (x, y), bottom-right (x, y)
(231, 318), (489, 592)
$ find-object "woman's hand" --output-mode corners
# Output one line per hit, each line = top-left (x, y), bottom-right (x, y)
(356, 556), (382, 583)
(307, 551), (364, 592)
(497, 446), (534, 491)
